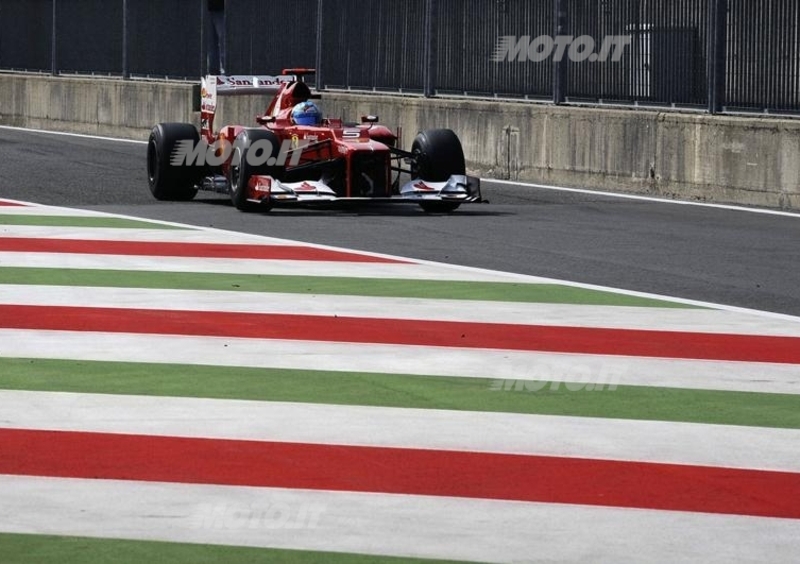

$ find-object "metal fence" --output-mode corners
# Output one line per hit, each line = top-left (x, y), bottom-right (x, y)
(0, 0), (798, 115)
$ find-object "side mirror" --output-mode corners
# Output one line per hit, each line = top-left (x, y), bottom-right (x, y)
(256, 115), (276, 125)
(361, 115), (379, 124)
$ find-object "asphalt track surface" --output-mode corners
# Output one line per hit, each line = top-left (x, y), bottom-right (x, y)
(2, 126), (799, 316)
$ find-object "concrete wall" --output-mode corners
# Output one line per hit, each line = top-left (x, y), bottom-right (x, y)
(2, 74), (799, 209)
(0, 74), (197, 139)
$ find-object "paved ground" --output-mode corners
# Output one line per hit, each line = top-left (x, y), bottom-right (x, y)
(1, 125), (799, 315)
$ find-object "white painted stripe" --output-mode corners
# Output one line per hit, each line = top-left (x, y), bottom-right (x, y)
(0, 252), (535, 282)
(0, 124), (147, 144)
(0, 205), (122, 217)
(5, 244), (799, 328)
(3, 284), (800, 336)
(0, 204), (377, 263)
(7, 201), (800, 323)
(1, 330), (798, 395)
(2, 233), (799, 325)
(3, 390), (797, 471)
(486, 178), (800, 219)
(402, 254), (800, 322)
(1, 475), (796, 563)
(0, 225), (305, 245)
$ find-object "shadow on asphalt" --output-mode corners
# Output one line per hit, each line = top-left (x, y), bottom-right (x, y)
(191, 197), (507, 217)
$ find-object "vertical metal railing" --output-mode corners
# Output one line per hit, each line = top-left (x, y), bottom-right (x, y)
(725, 0), (800, 113)
(0, 0), (797, 114)
(121, 0), (129, 79)
(423, 0), (436, 97)
(553, 0), (568, 104)
(707, 0), (727, 113)
(50, 0), (56, 75)
(315, 0), (324, 91)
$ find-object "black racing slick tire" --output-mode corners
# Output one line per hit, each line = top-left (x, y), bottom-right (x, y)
(411, 129), (466, 182)
(411, 129), (466, 213)
(147, 123), (201, 201)
(228, 129), (284, 212)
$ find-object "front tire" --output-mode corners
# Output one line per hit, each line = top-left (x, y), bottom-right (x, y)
(229, 129), (284, 212)
(419, 201), (461, 213)
(412, 129), (465, 213)
(147, 123), (201, 201)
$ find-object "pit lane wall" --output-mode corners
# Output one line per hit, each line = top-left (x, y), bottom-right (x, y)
(2, 74), (799, 209)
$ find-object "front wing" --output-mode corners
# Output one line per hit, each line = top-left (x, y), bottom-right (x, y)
(245, 174), (482, 208)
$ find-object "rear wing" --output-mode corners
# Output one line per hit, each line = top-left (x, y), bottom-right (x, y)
(200, 71), (316, 139)
(201, 75), (293, 112)
(200, 75), (293, 139)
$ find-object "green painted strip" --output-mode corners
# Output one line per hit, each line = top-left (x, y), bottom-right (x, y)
(0, 215), (186, 229)
(1, 358), (796, 429)
(0, 267), (695, 307)
(0, 533), (468, 564)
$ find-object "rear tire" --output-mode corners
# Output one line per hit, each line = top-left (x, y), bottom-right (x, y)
(147, 123), (201, 201)
(229, 129), (284, 212)
(412, 129), (465, 213)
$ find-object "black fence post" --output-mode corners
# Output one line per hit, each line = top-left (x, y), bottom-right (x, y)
(708, 0), (728, 114)
(199, 0), (206, 76)
(50, 0), (57, 75)
(423, 0), (436, 97)
(553, 0), (567, 104)
(315, 0), (324, 90)
(121, 0), (129, 79)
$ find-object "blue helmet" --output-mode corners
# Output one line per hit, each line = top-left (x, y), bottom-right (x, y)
(291, 100), (322, 125)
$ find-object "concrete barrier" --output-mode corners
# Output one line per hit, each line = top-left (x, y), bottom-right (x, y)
(1, 73), (798, 209)
(0, 74), (197, 140)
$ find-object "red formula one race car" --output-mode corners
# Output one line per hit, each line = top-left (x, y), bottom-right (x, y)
(146, 69), (481, 213)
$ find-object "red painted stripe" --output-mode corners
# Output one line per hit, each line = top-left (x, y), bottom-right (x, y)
(0, 201), (25, 207)
(0, 237), (406, 263)
(1, 304), (798, 364)
(1, 428), (798, 519)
